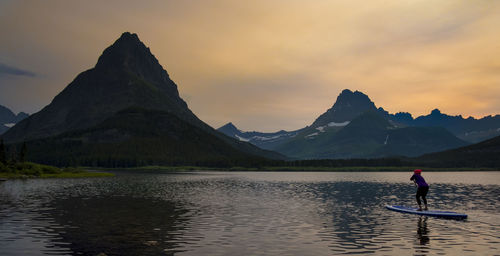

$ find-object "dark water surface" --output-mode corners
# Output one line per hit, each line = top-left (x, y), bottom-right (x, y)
(1, 171), (499, 255)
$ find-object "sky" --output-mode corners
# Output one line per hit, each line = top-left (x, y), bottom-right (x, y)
(1, 0), (499, 132)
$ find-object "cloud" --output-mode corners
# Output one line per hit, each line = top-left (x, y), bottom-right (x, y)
(0, 62), (36, 77)
(0, 0), (499, 131)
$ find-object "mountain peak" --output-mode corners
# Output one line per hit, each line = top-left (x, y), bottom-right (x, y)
(312, 89), (377, 126)
(0, 104), (15, 120)
(95, 32), (169, 81)
(336, 89), (372, 105)
(340, 89), (354, 95)
(0, 104), (29, 126)
(2, 32), (192, 143)
(110, 32), (144, 53)
(222, 122), (237, 128)
(218, 122), (241, 135)
(431, 109), (442, 115)
(98, 32), (146, 63)
(118, 32), (140, 42)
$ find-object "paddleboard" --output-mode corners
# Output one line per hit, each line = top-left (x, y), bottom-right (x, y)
(386, 205), (467, 219)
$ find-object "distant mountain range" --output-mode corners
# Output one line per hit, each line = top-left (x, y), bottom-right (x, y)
(219, 89), (498, 159)
(1, 32), (283, 166)
(0, 105), (28, 135)
(274, 110), (467, 159)
(218, 122), (303, 150)
(387, 109), (500, 143)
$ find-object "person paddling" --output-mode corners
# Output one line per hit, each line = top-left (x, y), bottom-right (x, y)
(410, 169), (429, 211)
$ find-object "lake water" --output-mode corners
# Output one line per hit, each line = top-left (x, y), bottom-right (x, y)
(0, 171), (499, 255)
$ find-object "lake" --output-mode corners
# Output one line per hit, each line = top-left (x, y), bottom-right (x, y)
(1, 171), (499, 255)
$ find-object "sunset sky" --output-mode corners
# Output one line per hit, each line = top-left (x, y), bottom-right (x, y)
(1, 0), (499, 132)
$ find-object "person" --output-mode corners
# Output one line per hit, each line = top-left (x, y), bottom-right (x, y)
(410, 169), (429, 211)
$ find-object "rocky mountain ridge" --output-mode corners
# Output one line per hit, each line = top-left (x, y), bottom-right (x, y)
(218, 89), (488, 159)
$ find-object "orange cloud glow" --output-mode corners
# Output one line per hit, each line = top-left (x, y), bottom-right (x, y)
(1, 0), (499, 131)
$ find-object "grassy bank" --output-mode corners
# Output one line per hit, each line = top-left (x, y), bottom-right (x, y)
(0, 162), (114, 179)
(92, 165), (499, 172)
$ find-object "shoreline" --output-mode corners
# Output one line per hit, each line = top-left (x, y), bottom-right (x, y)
(0, 162), (114, 179)
(89, 166), (500, 172)
(3, 163), (497, 180)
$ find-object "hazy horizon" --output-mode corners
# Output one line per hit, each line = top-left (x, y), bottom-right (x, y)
(1, 0), (499, 132)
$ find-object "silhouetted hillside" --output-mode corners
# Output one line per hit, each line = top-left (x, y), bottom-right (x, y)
(416, 135), (500, 167)
(23, 108), (270, 167)
(2, 32), (283, 165)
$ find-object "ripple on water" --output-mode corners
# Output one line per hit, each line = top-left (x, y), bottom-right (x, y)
(0, 172), (499, 255)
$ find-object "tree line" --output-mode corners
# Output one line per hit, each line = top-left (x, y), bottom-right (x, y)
(2, 138), (497, 169)
(0, 139), (27, 166)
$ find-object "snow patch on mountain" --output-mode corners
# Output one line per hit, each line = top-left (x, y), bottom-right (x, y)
(235, 134), (250, 142)
(252, 133), (293, 141)
(328, 121), (350, 127)
(305, 132), (319, 139)
(234, 132), (298, 143)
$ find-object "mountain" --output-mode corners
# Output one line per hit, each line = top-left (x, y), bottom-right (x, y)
(0, 105), (16, 124)
(2, 32), (283, 165)
(218, 122), (240, 136)
(416, 135), (500, 167)
(270, 90), (468, 159)
(217, 89), (379, 150)
(274, 111), (467, 159)
(312, 89), (378, 127)
(389, 109), (500, 143)
(24, 107), (270, 167)
(217, 122), (301, 150)
(3, 32), (196, 143)
(221, 89), (494, 159)
(0, 104), (28, 135)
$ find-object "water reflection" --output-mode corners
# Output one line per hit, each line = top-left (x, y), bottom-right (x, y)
(0, 177), (194, 256)
(0, 172), (499, 255)
(314, 182), (390, 254)
(41, 197), (191, 255)
(417, 216), (430, 246)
